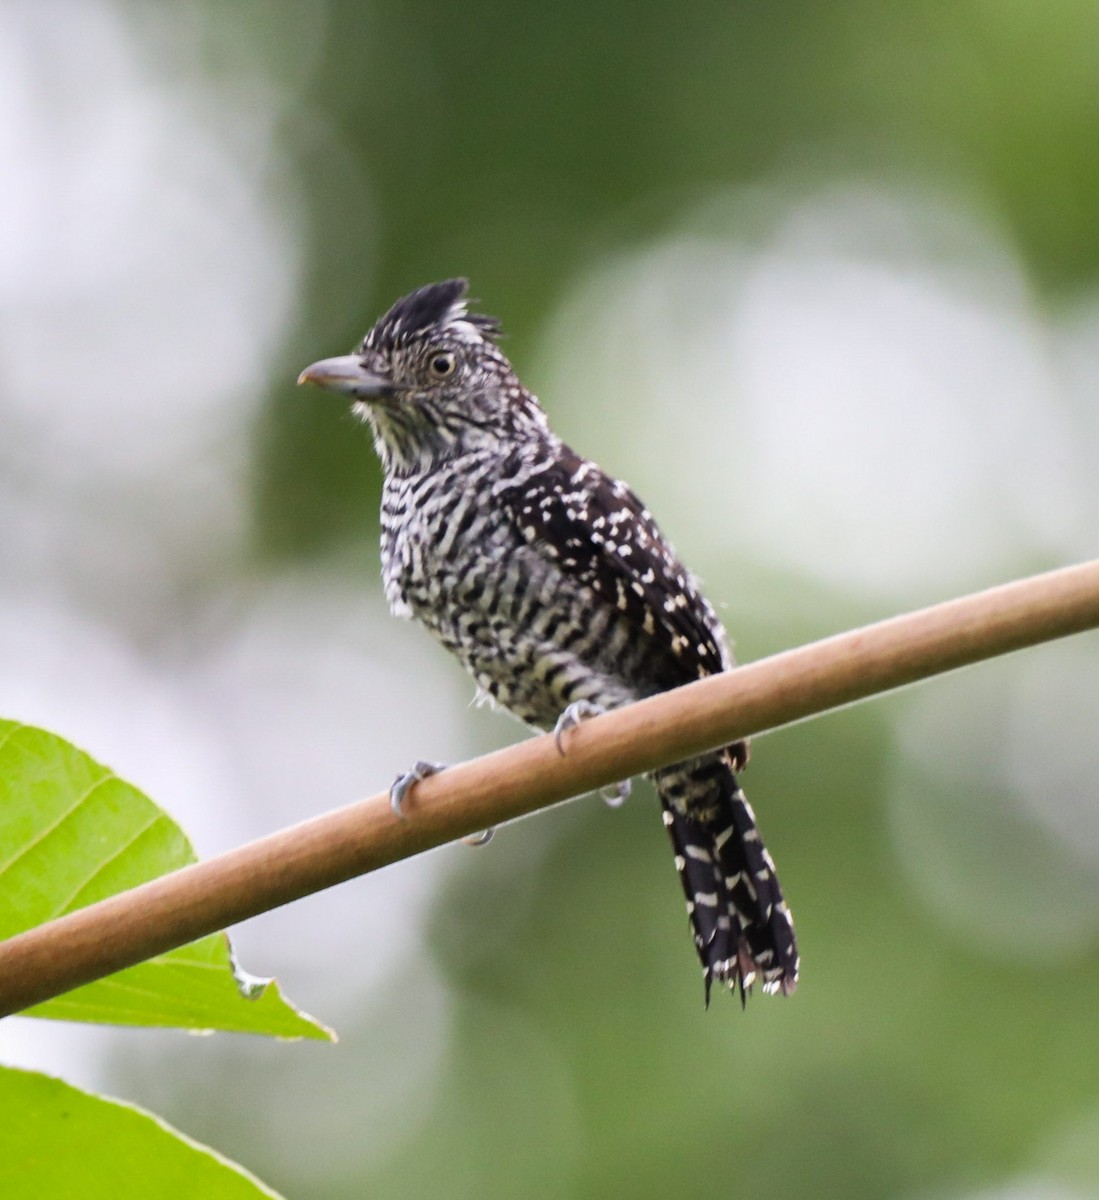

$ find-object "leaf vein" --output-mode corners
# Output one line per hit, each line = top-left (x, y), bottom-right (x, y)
(0, 773), (116, 880)
(54, 811), (164, 914)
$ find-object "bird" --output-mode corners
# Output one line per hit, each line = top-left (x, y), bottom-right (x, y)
(298, 278), (798, 1003)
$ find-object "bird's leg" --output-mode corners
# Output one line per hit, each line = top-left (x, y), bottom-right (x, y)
(389, 760), (494, 847)
(552, 700), (632, 808)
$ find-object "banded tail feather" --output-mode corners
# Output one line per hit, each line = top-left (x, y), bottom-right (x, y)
(656, 751), (798, 1003)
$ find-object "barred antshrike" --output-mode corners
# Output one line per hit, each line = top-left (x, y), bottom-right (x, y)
(298, 279), (798, 1002)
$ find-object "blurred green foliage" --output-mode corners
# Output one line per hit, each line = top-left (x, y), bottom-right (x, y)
(259, 0), (1099, 552)
(259, 0), (1099, 557)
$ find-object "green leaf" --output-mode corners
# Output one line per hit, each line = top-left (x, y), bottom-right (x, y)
(0, 1065), (285, 1199)
(0, 719), (331, 1039)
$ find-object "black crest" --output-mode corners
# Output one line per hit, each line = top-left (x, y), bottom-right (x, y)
(362, 279), (500, 352)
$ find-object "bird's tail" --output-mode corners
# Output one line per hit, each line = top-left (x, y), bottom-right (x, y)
(654, 750), (798, 1004)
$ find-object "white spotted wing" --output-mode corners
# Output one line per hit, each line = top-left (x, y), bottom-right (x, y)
(500, 447), (731, 681)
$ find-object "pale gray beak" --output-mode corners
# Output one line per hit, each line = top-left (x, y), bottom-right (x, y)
(297, 355), (396, 399)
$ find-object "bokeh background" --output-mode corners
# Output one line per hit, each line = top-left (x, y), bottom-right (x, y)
(3, 2), (1099, 1197)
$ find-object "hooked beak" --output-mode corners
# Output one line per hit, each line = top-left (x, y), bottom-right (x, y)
(296, 355), (396, 400)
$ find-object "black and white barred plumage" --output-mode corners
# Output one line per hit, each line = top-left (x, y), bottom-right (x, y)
(299, 279), (798, 1002)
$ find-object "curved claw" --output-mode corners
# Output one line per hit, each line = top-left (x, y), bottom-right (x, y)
(461, 827), (495, 847)
(553, 699), (604, 756)
(390, 760), (446, 818)
(599, 778), (632, 809)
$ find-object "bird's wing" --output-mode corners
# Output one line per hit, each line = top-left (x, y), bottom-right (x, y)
(498, 446), (730, 680)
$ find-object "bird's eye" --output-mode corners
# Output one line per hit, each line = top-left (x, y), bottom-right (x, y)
(428, 350), (457, 378)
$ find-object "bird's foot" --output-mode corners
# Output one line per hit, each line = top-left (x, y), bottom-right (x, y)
(461, 827), (495, 847)
(598, 779), (632, 808)
(389, 760), (494, 847)
(389, 760), (445, 818)
(552, 700), (604, 755)
(553, 701), (631, 809)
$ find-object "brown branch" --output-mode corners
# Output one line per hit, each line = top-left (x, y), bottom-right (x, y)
(1, 559), (1098, 1018)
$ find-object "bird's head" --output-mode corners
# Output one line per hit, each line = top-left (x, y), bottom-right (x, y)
(298, 278), (548, 473)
